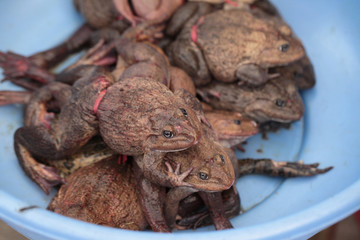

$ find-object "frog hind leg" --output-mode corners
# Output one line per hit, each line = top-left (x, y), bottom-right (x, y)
(176, 186), (240, 230)
(237, 158), (333, 177)
(28, 24), (93, 69)
(164, 187), (198, 229)
(0, 51), (55, 84)
(132, 162), (171, 232)
(198, 191), (233, 230)
(14, 137), (64, 194)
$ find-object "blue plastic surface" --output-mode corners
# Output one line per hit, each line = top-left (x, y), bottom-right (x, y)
(0, 0), (360, 239)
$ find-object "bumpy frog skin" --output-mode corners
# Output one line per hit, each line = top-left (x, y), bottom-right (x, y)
(198, 76), (305, 123)
(12, 40), (204, 194)
(48, 158), (149, 231)
(204, 110), (259, 148)
(167, 2), (305, 86)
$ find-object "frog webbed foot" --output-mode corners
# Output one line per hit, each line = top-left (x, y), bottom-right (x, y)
(273, 161), (333, 177)
(69, 39), (116, 70)
(15, 141), (64, 194)
(0, 51), (54, 84)
(164, 162), (194, 188)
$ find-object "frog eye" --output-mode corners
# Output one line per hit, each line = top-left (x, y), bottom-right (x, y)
(163, 130), (174, 138)
(275, 98), (286, 107)
(180, 108), (188, 117)
(278, 43), (290, 52)
(220, 155), (225, 164)
(199, 172), (209, 180)
(233, 119), (241, 125)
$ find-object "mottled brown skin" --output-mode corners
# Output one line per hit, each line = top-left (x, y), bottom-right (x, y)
(48, 158), (149, 231)
(167, 2), (305, 86)
(169, 66), (197, 96)
(204, 110), (258, 148)
(198, 77), (305, 123)
(270, 55), (316, 90)
(74, 0), (123, 29)
(13, 39), (204, 194)
(166, 2), (214, 86)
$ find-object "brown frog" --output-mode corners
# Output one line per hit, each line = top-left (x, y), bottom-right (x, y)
(166, 2), (305, 86)
(204, 109), (259, 148)
(13, 39), (204, 194)
(47, 157), (149, 231)
(197, 76), (305, 123)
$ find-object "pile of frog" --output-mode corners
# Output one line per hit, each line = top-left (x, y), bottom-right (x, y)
(0, 0), (332, 233)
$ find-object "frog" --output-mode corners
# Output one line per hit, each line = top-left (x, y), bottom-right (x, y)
(13, 38), (204, 194)
(197, 76), (305, 123)
(47, 157), (149, 231)
(166, 1), (305, 86)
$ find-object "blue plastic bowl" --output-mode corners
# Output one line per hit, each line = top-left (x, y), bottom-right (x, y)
(1, 0), (360, 239)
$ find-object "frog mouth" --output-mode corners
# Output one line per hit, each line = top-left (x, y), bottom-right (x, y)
(217, 130), (259, 140)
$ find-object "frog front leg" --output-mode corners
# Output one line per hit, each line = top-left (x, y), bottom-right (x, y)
(237, 158), (333, 177)
(137, 151), (194, 188)
(235, 63), (269, 86)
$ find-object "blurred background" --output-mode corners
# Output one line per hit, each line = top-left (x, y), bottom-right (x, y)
(1, 213), (360, 240)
